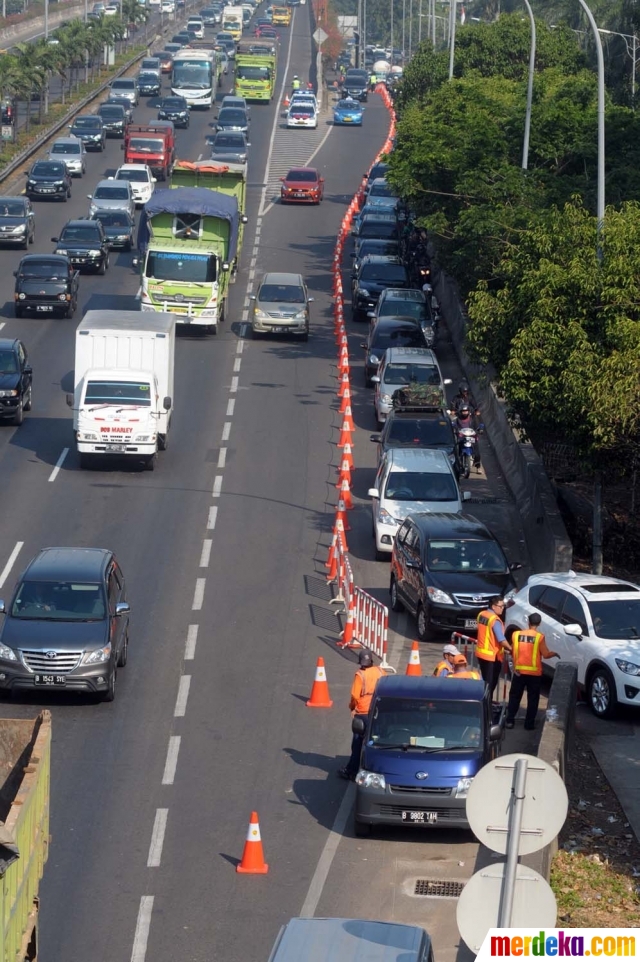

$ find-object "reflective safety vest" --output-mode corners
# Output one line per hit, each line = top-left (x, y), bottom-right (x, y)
(352, 666), (384, 714)
(512, 629), (544, 675)
(291, 79), (301, 90)
(449, 669), (481, 680)
(433, 660), (451, 677)
(476, 609), (504, 662)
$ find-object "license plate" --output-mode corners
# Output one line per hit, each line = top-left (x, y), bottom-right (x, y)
(36, 305), (53, 312)
(35, 674), (66, 686)
(343, 117), (353, 122)
(104, 443), (127, 452)
(294, 192), (307, 198)
(38, 188), (55, 193)
(402, 810), (437, 823)
(270, 326), (289, 333)
(464, 619), (477, 629)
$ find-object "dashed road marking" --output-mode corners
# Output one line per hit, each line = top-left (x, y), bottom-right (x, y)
(207, 506), (218, 530)
(192, 578), (206, 611)
(174, 675), (191, 717)
(233, 357), (241, 372)
(0, 541), (23, 590)
(230, 376), (239, 392)
(161, 735), (181, 785)
(147, 808), (168, 867)
(131, 896), (154, 962)
(48, 447), (69, 483)
(199, 538), (212, 567)
(226, 398), (235, 416)
(217, 448), (226, 468)
(184, 625), (198, 660)
(236, 339), (244, 354)
(222, 421), (231, 441)
(212, 475), (223, 498)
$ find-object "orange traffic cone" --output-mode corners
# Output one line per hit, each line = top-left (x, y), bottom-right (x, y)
(236, 811), (269, 874)
(339, 388), (351, 414)
(405, 641), (422, 676)
(342, 405), (355, 432)
(338, 477), (353, 510)
(332, 515), (348, 549)
(307, 657), (333, 707)
(338, 596), (355, 647)
(282, 93), (290, 108)
(341, 442), (354, 470)
(336, 457), (351, 486)
(337, 372), (350, 396)
(335, 498), (350, 530)
(337, 419), (353, 448)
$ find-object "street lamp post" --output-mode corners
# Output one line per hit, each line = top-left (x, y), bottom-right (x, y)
(577, 0), (605, 258)
(521, 0), (536, 169)
(598, 27), (638, 102)
(448, 0), (456, 78)
(44, 0), (48, 38)
(418, 0), (422, 44)
(402, 0), (406, 62)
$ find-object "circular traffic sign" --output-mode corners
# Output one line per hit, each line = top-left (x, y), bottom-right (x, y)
(465, 753), (568, 855)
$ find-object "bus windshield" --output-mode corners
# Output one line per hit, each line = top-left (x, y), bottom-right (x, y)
(173, 63), (212, 88)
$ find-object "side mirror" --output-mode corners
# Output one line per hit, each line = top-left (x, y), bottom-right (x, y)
(152, 176), (157, 182)
(0, 601), (5, 614)
(490, 724), (502, 742)
(241, 214), (248, 224)
(564, 623), (583, 638)
(249, 294), (256, 300)
(163, 396), (172, 411)
(351, 715), (366, 735)
(87, 194), (92, 199)
(308, 297), (314, 303)
(367, 487), (379, 498)
(509, 562), (523, 571)
(222, 261), (230, 271)
(349, 252), (356, 258)
(360, 341), (367, 349)
(66, 393), (74, 407)
(371, 375), (380, 384)
(115, 601), (131, 616)
(12, 271), (17, 277)
(462, 491), (471, 501)
(370, 433), (381, 442)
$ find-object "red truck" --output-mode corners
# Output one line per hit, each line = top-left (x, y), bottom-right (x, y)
(122, 122), (175, 181)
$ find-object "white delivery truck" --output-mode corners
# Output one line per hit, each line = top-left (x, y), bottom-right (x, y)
(68, 310), (175, 471)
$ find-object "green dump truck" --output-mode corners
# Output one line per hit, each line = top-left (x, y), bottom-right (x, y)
(1, 711), (51, 962)
(235, 43), (277, 102)
(171, 159), (248, 253)
(136, 187), (241, 334)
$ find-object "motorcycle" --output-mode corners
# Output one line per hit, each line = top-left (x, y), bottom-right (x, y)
(457, 427), (480, 479)
(421, 321), (436, 348)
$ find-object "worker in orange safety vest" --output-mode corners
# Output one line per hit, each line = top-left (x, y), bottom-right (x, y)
(447, 653), (481, 680)
(433, 643), (460, 677)
(476, 596), (511, 697)
(338, 649), (384, 780)
(505, 612), (559, 730)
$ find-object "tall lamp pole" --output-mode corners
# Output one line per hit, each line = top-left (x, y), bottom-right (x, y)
(598, 27), (638, 102)
(431, 0), (436, 48)
(521, 0), (536, 169)
(44, 0), (48, 38)
(448, 0), (456, 78)
(577, 0), (605, 259)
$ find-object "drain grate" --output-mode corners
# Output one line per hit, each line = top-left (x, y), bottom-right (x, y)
(414, 879), (465, 898)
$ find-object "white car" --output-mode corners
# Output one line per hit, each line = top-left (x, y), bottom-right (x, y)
(505, 571), (640, 719)
(48, 136), (86, 176)
(114, 164), (156, 205)
(372, 347), (451, 426)
(368, 448), (468, 558)
(161, 0), (175, 10)
(290, 92), (318, 114)
(187, 17), (204, 37)
(104, 4), (119, 14)
(286, 103), (317, 129)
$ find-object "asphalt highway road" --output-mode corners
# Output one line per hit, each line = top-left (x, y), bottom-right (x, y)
(0, 8), (399, 962)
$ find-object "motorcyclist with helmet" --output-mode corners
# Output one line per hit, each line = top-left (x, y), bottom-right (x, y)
(453, 403), (482, 469)
(452, 381), (478, 416)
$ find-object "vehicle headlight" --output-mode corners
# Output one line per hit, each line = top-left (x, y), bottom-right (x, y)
(11, 224), (26, 233)
(368, 354), (379, 365)
(18, 292), (26, 300)
(455, 777), (474, 798)
(615, 658), (640, 676)
(502, 588), (517, 604)
(378, 506), (399, 525)
(55, 248), (68, 255)
(253, 308), (269, 319)
(293, 310), (307, 319)
(89, 250), (101, 256)
(357, 288), (370, 297)
(0, 389), (18, 397)
(82, 642), (112, 665)
(355, 770), (386, 790)
(380, 394), (392, 404)
(58, 293), (68, 301)
(427, 586), (455, 605)
(0, 644), (17, 662)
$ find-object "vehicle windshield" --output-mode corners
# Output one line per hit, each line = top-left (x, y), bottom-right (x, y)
(358, 241), (399, 259)
(129, 138), (164, 152)
(141, 60), (160, 69)
(19, 259), (66, 277)
(290, 105), (314, 115)
(387, 418), (452, 446)
(73, 117), (100, 128)
(85, 379), (152, 406)
(161, 98), (186, 109)
(384, 470), (458, 502)
(370, 697), (482, 749)
(139, 72), (159, 83)
(145, 250), (216, 282)
(0, 200), (25, 215)
(112, 81), (135, 91)
(99, 106), (124, 117)
(11, 581), (106, 621)
(337, 99), (360, 109)
(360, 221), (398, 239)
(32, 162), (65, 176)
(360, 264), (406, 283)
(219, 109), (248, 122)
(94, 186), (130, 199)
(61, 226), (99, 241)
(94, 211), (131, 227)
(286, 170), (317, 182)
(383, 363), (440, 386)
(173, 63), (212, 87)
(214, 133), (245, 147)
(427, 539), (506, 573)
(237, 65), (270, 79)
(259, 283), (305, 303)
(372, 328), (424, 351)
(117, 170), (148, 182)
(52, 142), (82, 154)
(370, 182), (394, 197)
(0, 350), (18, 373)
(586, 599), (640, 639)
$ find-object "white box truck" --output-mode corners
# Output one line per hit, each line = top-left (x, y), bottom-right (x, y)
(68, 310), (175, 471)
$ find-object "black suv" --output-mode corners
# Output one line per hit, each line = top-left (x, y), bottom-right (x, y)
(0, 196), (35, 248)
(0, 547), (130, 702)
(157, 95), (190, 128)
(370, 391), (461, 476)
(25, 160), (72, 202)
(351, 254), (408, 322)
(13, 254), (79, 318)
(69, 114), (106, 151)
(97, 102), (127, 138)
(137, 71), (161, 96)
(0, 338), (32, 426)
(52, 220), (110, 274)
(390, 513), (519, 641)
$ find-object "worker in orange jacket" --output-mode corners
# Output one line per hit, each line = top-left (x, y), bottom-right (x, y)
(433, 643), (460, 677)
(447, 654), (481, 679)
(338, 650), (384, 781)
(505, 613), (559, 730)
(476, 596), (511, 696)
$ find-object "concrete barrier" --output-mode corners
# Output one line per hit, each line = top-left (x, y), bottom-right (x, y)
(434, 269), (573, 574)
(0, 0), (87, 46)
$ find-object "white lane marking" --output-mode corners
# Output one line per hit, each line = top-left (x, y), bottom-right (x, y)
(192, 578), (206, 611)
(0, 322), (5, 332)
(304, 123), (335, 169)
(197, 152), (203, 160)
(257, 6), (296, 217)
(299, 784), (356, 917)
(147, 808), (168, 867)
(162, 736), (181, 785)
(226, 398), (235, 416)
(0, 541), (23, 590)
(207, 506), (218, 530)
(130, 896), (154, 962)
(233, 357), (241, 373)
(174, 675), (191, 717)
(199, 538), (212, 567)
(230, 376), (239, 392)
(48, 447), (69, 483)
(217, 448), (227, 468)
(184, 625), (198, 661)
(212, 475), (223, 498)
(236, 339), (244, 354)
(221, 422), (231, 441)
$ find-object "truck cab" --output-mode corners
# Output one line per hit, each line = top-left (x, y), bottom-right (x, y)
(353, 675), (504, 836)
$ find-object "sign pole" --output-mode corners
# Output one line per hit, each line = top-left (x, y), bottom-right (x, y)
(497, 757), (528, 928)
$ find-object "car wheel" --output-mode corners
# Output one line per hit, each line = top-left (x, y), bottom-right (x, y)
(23, 385), (32, 412)
(21, 235), (29, 249)
(13, 401), (24, 427)
(14, 306), (23, 318)
(29, 228), (35, 244)
(98, 256), (107, 275)
(144, 453), (156, 471)
(117, 629), (129, 667)
(390, 576), (404, 612)
(354, 817), (372, 837)
(67, 187), (72, 198)
(416, 604), (429, 642)
(79, 453), (93, 470)
(588, 666), (618, 719)
(66, 300), (75, 318)
(102, 668), (116, 702)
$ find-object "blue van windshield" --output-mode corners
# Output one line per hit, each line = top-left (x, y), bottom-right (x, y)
(370, 698), (482, 749)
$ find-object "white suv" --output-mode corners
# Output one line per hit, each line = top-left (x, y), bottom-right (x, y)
(371, 347), (451, 426)
(505, 571), (640, 719)
(368, 448), (468, 558)
(114, 164), (156, 205)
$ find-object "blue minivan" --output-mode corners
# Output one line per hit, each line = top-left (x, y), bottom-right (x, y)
(352, 675), (504, 836)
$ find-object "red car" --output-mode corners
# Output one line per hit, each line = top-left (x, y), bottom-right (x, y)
(255, 24), (279, 38)
(280, 167), (325, 204)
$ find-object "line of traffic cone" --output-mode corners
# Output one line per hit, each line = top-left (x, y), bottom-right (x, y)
(338, 477), (353, 510)
(406, 641), (422, 676)
(236, 811), (269, 874)
(307, 657), (333, 707)
(334, 497), (350, 530)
